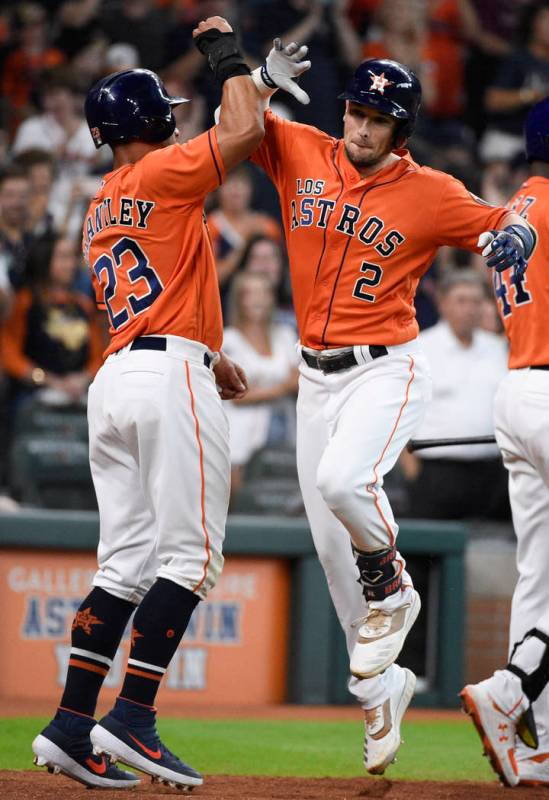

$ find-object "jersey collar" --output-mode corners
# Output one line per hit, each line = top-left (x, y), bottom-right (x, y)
(522, 175), (549, 189)
(336, 143), (418, 187)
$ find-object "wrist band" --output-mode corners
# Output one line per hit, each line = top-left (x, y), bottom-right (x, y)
(505, 224), (536, 260)
(194, 29), (251, 85)
(260, 65), (277, 89)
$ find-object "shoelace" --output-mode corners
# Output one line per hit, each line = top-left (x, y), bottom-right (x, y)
(351, 608), (392, 630)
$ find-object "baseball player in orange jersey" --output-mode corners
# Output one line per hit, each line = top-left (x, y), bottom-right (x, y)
(248, 57), (536, 774)
(461, 97), (549, 788)
(31, 18), (310, 790)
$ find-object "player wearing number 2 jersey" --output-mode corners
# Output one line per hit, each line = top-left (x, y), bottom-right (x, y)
(31, 17), (312, 792)
(249, 57), (535, 774)
(461, 98), (549, 788)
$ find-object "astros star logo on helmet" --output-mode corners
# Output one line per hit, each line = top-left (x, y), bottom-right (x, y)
(368, 71), (393, 94)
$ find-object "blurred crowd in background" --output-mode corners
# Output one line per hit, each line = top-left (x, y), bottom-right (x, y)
(0, 0), (546, 519)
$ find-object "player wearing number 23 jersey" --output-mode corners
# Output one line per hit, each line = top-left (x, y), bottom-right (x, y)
(250, 57), (536, 776)
(84, 132), (224, 358)
(31, 16), (280, 792)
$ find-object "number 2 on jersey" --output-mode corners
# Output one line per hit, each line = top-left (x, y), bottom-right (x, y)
(352, 261), (383, 302)
(93, 237), (163, 330)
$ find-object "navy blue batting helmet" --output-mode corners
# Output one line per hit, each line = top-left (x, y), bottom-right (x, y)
(85, 69), (188, 149)
(525, 97), (549, 163)
(339, 58), (421, 145)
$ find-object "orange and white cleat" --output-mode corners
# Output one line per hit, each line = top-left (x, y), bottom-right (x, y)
(461, 676), (530, 787)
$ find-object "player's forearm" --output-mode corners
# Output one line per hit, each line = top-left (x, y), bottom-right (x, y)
(216, 76), (264, 170)
(193, 21), (264, 169)
(215, 246), (244, 285)
(331, 8), (363, 69)
(485, 87), (539, 113)
(500, 211), (528, 230)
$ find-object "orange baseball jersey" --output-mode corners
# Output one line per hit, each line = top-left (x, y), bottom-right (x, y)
(251, 110), (508, 349)
(83, 129), (225, 359)
(496, 177), (549, 369)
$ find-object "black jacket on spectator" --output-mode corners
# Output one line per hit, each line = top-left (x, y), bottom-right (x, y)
(489, 48), (549, 136)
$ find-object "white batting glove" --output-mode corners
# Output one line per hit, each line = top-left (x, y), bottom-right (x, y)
(477, 231), (495, 256)
(252, 38), (311, 104)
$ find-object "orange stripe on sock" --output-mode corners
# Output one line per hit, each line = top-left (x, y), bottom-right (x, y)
(117, 695), (157, 711)
(58, 706), (95, 719)
(185, 360), (211, 594)
(126, 667), (162, 682)
(68, 659), (108, 676)
(366, 356), (415, 548)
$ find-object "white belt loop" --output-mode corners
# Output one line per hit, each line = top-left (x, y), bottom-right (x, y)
(353, 345), (371, 366)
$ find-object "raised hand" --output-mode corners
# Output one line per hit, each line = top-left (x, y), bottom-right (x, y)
(262, 38), (312, 105)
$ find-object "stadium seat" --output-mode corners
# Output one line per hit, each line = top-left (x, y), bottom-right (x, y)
(13, 399), (88, 442)
(231, 477), (304, 516)
(243, 444), (299, 482)
(10, 434), (96, 510)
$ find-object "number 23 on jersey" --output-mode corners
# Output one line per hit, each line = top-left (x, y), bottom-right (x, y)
(93, 237), (163, 329)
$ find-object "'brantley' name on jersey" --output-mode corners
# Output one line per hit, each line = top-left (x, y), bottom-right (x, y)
(83, 196), (155, 260)
(290, 178), (405, 258)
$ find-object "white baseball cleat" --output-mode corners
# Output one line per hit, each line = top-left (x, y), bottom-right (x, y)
(350, 589), (421, 679)
(461, 677), (528, 787)
(517, 753), (549, 786)
(363, 665), (416, 775)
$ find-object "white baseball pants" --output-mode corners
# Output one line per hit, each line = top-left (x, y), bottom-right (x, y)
(495, 367), (549, 751)
(88, 335), (230, 603)
(296, 340), (431, 704)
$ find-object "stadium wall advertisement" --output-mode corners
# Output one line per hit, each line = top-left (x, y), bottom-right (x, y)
(0, 511), (467, 707)
(0, 550), (290, 707)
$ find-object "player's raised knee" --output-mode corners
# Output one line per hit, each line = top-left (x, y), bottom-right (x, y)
(316, 462), (358, 511)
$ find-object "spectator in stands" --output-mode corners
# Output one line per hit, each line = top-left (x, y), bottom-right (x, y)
(239, 234), (295, 327)
(360, 0), (435, 106)
(12, 68), (102, 240)
(354, 0), (496, 177)
(400, 270), (509, 519)
(99, 0), (170, 72)
(1, 3), (65, 136)
(103, 42), (139, 73)
(0, 249), (13, 322)
(12, 67), (98, 172)
(464, 0), (523, 140)
(208, 164), (281, 307)
(54, 0), (104, 61)
(481, 1), (549, 163)
(0, 166), (33, 290)
(1, 234), (103, 411)
(242, 0), (361, 136)
(479, 290), (504, 336)
(163, 1), (236, 129)
(13, 149), (56, 238)
(222, 271), (299, 499)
